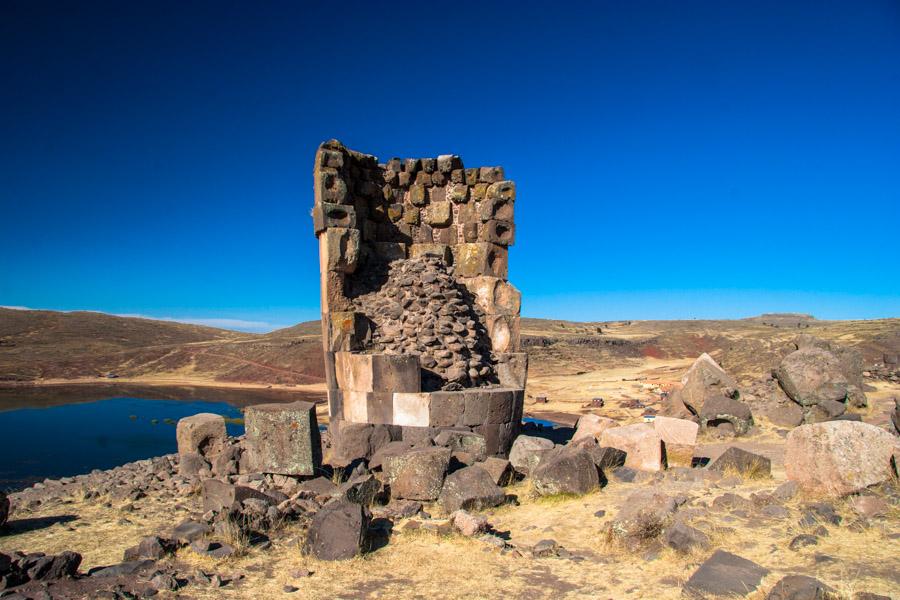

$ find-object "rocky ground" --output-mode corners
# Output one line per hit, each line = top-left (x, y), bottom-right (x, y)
(1, 330), (899, 599)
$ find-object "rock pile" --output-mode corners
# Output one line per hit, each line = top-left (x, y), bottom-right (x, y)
(353, 255), (495, 390)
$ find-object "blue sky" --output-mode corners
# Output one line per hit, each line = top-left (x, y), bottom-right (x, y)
(1, 1), (898, 332)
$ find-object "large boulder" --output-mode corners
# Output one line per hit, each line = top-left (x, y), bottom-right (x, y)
(675, 353), (740, 415)
(796, 335), (866, 406)
(531, 446), (599, 496)
(383, 446), (451, 501)
(305, 499), (370, 560)
(508, 435), (554, 476)
(607, 489), (678, 549)
(243, 401), (322, 476)
(708, 447), (772, 478)
(598, 423), (664, 472)
(653, 416), (698, 467)
(571, 414), (618, 442)
(328, 420), (394, 466)
(785, 421), (900, 497)
(774, 347), (851, 408)
(699, 395), (754, 436)
(438, 466), (506, 513)
(0, 491), (9, 528)
(683, 550), (770, 598)
(176, 413), (227, 458)
(765, 574), (836, 600)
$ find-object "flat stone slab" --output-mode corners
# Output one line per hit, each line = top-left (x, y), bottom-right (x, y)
(683, 550), (769, 598)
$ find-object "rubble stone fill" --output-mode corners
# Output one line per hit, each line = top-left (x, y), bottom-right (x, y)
(352, 256), (496, 391)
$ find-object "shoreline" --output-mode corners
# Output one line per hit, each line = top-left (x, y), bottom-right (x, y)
(0, 377), (329, 394)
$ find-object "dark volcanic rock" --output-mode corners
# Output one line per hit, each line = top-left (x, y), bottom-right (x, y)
(531, 446), (599, 496)
(306, 499), (371, 560)
(765, 574), (835, 600)
(438, 466), (506, 513)
(708, 447), (772, 477)
(683, 550), (769, 598)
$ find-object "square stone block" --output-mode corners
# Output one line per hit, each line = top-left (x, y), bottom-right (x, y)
(482, 220), (515, 246)
(486, 180), (515, 202)
(312, 202), (356, 235)
(335, 352), (421, 393)
(463, 390), (490, 426)
(485, 315), (520, 353)
(327, 389), (343, 419)
(410, 243), (452, 263)
(320, 227), (360, 274)
(485, 389), (516, 424)
(328, 311), (371, 352)
(496, 353), (528, 388)
(176, 413), (226, 458)
(393, 392), (432, 427)
(462, 277), (521, 316)
(244, 401), (322, 476)
(342, 391), (393, 425)
(479, 166), (505, 183)
(453, 243), (508, 278)
(599, 424), (663, 472)
(429, 391), (466, 427)
(475, 421), (519, 456)
(665, 443), (695, 468)
(425, 201), (452, 227)
(314, 169), (348, 205)
(321, 270), (351, 313)
(480, 196), (514, 223)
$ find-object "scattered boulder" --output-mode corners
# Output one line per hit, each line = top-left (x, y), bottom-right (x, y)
(176, 413), (227, 458)
(383, 446), (451, 501)
(765, 574), (836, 600)
(124, 536), (177, 561)
(531, 445), (599, 496)
(328, 421), (393, 465)
(22, 551), (82, 581)
(599, 424), (663, 472)
(438, 466), (506, 513)
(699, 395), (753, 436)
(664, 521), (710, 553)
(201, 479), (278, 513)
(508, 435), (554, 476)
(675, 353), (741, 415)
(774, 347), (855, 416)
(296, 476), (340, 498)
(572, 438), (628, 472)
(178, 452), (210, 478)
(795, 335), (867, 407)
(305, 498), (371, 560)
(451, 510), (489, 536)
(652, 416), (698, 467)
(608, 489), (678, 549)
(785, 421), (900, 496)
(708, 447), (771, 478)
(789, 534), (819, 550)
(683, 550), (770, 598)
(849, 495), (888, 519)
(474, 457), (514, 487)
(172, 520), (210, 544)
(571, 414), (618, 442)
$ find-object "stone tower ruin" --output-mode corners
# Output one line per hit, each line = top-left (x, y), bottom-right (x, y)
(313, 140), (526, 461)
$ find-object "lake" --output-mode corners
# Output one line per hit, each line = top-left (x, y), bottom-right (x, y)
(0, 384), (323, 492)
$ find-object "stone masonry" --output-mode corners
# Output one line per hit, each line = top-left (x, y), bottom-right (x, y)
(313, 140), (526, 457)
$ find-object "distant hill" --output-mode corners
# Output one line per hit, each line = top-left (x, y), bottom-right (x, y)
(0, 308), (896, 385)
(0, 308), (324, 384)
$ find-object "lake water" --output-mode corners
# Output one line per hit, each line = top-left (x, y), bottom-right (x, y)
(0, 384), (323, 492)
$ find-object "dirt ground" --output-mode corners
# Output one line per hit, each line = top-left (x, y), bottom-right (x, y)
(3, 382), (898, 599)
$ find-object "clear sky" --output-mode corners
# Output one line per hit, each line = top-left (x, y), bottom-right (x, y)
(2, 1), (898, 332)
